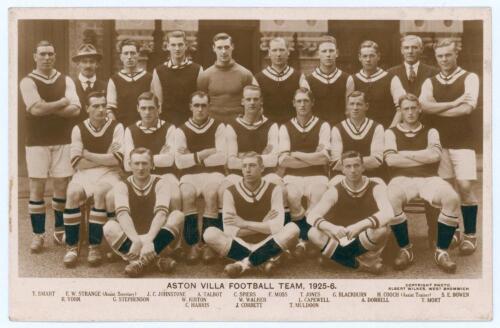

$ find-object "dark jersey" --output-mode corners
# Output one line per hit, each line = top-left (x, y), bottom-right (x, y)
(126, 176), (161, 235)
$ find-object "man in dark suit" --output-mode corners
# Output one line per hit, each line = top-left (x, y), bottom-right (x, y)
(388, 35), (439, 97)
(72, 43), (107, 122)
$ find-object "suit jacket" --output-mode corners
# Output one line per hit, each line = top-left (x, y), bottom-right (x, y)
(388, 62), (439, 97)
(72, 76), (107, 122)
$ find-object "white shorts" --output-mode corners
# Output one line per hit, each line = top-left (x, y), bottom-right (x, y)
(26, 145), (73, 179)
(161, 173), (179, 186)
(388, 176), (456, 208)
(284, 175), (328, 199)
(70, 168), (121, 198)
(438, 148), (477, 180)
(225, 173), (283, 186)
(180, 172), (225, 197)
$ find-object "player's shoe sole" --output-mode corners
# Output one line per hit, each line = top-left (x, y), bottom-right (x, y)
(459, 234), (477, 256)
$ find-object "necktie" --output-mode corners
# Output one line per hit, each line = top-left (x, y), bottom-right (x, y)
(85, 81), (92, 92)
(408, 65), (416, 83)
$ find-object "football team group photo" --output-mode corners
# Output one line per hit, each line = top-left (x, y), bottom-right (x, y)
(15, 18), (484, 279)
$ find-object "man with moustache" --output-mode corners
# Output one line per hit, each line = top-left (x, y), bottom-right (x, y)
(255, 37), (309, 124)
(151, 30), (203, 126)
(306, 35), (350, 125)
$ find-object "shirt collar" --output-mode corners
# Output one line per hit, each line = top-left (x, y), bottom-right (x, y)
(166, 58), (192, 69)
(404, 61), (420, 73)
(79, 73), (96, 84)
(136, 119), (165, 133)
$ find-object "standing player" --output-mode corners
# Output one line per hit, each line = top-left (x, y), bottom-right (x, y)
(307, 151), (394, 274)
(197, 32), (256, 123)
(151, 30), (203, 126)
(62, 91), (123, 267)
(107, 39), (153, 127)
(419, 39), (480, 255)
(255, 37), (309, 124)
(103, 148), (184, 277)
(122, 91), (180, 210)
(346, 40), (406, 128)
(306, 35), (350, 125)
(175, 91), (226, 263)
(385, 94), (461, 272)
(204, 152), (300, 277)
(19, 40), (81, 253)
(330, 91), (384, 179)
(279, 88), (330, 257)
(71, 43), (106, 122)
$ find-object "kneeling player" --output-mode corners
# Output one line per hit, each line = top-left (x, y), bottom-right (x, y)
(204, 152), (299, 277)
(63, 91), (123, 267)
(307, 151), (394, 274)
(103, 147), (183, 277)
(385, 94), (460, 273)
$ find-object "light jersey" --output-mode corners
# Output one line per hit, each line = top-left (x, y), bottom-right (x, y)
(386, 123), (441, 178)
(127, 121), (175, 176)
(70, 118), (124, 170)
(306, 67), (349, 125)
(428, 68), (474, 149)
(178, 118), (225, 175)
(255, 66), (302, 124)
(226, 180), (277, 243)
(154, 60), (201, 126)
(282, 116), (329, 177)
(226, 116), (277, 175)
(108, 70), (153, 127)
(326, 177), (379, 227)
(352, 68), (396, 128)
(24, 71), (73, 146)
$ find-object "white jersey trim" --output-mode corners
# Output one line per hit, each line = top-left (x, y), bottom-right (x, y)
(291, 115), (320, 133)
(311, 67), (342, 85)
(355, 68), (388, 83)
(340, 176), (370, 198)
(126, 175), (159, 197)
(262, 66), (295, 82)
(28, 70), (61, 84)
(340, 118), (375, 140)
(235, 179), (270, 203)
(185, 117), (215, 134)
(436, 67), (467, 85)
(117, 69), (148, 82)
(82, 118), (114, 138)
(235, 115), (269, 130)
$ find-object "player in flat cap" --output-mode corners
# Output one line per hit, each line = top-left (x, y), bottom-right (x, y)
(19, 40), (81, 253)
(71, 43), (106, 122)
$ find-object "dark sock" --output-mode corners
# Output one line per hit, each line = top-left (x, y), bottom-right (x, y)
(29, 200), (46, 234)
(89, 208), (106, 245)
(437, 222), (457, 250)
(202, 216), (223, 238)
(227, 240), (251, 261)
(390, 221), (410, 248)
(107, 211), (116, 219)
(118, 238), (132, 254)
(424, 202), (439, 241)
(52, 197), (65, 229)
(461, 205), (478, 235)
(294, 217), (311, 241)
(64, 208), (81, 246)
(330, 238), (367, 268)
(284, 210), (291, 225)
(249, 238), (282, 267)
(183, 213), (199, 246)
(153, 228), (175, 254)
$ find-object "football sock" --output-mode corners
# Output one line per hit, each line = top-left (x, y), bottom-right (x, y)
(390, 213), (410, 248)
(227, 240), (251, 261)
(107, 211), (116, 220)
(29, 200), (45, 234)
(437, 212), (458, 250)
(64, 207), (82, 246)
(52, 198), (65, 230)
(249, 238), (282, 267)
(153, 228), (175, 254)
(424, 202), (439, 241)
(201, 215), (223, 242)
(461, 205), (478, 235)
(88, 207), (107, 245)
(294, 217), (311, 241)
(183, 213), (199, 246)
(284, 209), (291, 225)
(330, 238), (367, 269)
(118, 237), (132, 254)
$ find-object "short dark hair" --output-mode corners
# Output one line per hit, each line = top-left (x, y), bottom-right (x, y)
(137, 91), (159, 108)
(190, 90), (210, 104)
(129, 147), (153, 164)
(294, 87), (315, 103)
(166, 30), (186, 43)
(318, 35), (338, 48)
(341, 150), (363, 164)
(347, 90), (368, 104)
(87, 91), (106, 104)
(34, 40), (54, 53)
(212, 32), (233, 45)
(359, 40), (380, 55)
(119, 39), (139, 53)
(398, 93), (420, 108)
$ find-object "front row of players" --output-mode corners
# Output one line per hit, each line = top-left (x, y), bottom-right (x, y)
(40, 87), (467, 276)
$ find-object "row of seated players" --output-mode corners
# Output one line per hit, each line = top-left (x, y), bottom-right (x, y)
(56, 86), (465, 277)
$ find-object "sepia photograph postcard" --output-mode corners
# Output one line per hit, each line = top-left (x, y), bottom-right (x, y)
(8, 6), (492, 321)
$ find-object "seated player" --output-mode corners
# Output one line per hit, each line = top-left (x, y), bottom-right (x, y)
(307, 151), (394, 274)
(203, 152), (300, 277)
(279, 88), (330, 257)
(63, 91), (123, 267)
(103, 147), (184, 277)
(330, 91), (384, 181)
(385, 94), (461, 273)
(175, 91), (226, 264)
(123, 91), (180, 210)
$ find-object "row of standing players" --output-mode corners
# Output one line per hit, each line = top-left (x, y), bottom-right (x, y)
(21, 30), (477, 276)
